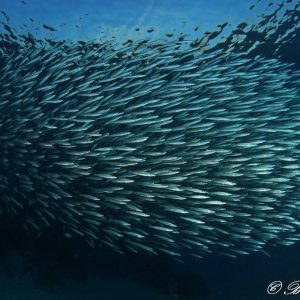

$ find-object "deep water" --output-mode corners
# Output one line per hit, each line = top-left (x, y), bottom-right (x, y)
(1, 1), (300, 300)
(2, 219), (300, 300)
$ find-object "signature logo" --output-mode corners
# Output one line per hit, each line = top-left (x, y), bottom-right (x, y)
(267, 281), (300, 295)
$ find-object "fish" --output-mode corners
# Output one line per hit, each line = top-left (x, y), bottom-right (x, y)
(0, 4), (300, 259)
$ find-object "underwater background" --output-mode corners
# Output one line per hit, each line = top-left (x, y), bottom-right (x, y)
(1, 0), (300, 299)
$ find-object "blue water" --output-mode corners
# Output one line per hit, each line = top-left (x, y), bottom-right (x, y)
(1, 0), (300, 299)
(0, 0), (279, 40)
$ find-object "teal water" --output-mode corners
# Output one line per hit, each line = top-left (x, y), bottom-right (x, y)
(1, 1), (300, 299)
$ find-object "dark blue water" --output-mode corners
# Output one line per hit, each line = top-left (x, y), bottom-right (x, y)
(1, 1), (300, 299)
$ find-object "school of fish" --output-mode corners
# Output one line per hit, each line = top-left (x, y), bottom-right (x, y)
(0, 36), (300, 259)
